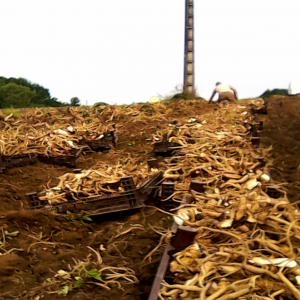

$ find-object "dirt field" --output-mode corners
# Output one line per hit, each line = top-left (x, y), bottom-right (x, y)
(261, 96), (300, 201)
(0, 163), (170, 300)
(0, 101), (213, 300)
(0, 98), (299, 299)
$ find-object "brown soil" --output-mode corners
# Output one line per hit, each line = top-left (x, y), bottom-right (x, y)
(0, 146), (161, 300)
(261, 96), (300, 201)
(1, 98), (299, 299)
(0, 101), (214, 300)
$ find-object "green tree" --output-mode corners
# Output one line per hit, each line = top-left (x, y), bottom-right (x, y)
(0, 76), (65, 108)
(0, 83), (36, 108)
(70, 97), (80, 106)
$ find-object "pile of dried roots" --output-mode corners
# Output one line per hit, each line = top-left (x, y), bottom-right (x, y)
(38, 159), (157, 204)
(158, 103), (300, 299)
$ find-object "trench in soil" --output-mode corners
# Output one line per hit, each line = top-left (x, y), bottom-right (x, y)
(261, 96), (300, 201)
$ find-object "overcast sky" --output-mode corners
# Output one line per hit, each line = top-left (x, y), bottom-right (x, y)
(0, 0), (299, 104)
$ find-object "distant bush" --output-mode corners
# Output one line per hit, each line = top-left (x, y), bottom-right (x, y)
(162, 93), (206, 103)
(260, 89), (289, 99)
(0, 76), (65, 108)
(93, 102), (109, 107)
(70, 97), (81, 106)
(171, 93), (194, 100)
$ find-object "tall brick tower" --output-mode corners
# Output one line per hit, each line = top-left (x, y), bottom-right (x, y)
(183, 0), (195, 96)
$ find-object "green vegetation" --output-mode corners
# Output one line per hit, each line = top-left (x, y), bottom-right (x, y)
(70, 97), (81, 106)
(0, 76), (65, 108)
(0, 107), (23, 117)
(162, 92), (205, 104)
(93, 102), (109, 107)
(170, 92), (198, 100)
(260, 88), (289, 99)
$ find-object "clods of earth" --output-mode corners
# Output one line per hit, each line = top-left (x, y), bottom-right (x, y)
(0, 97), (299, 299)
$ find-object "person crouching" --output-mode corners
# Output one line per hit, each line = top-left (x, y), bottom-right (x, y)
(209, 82), (238, 104)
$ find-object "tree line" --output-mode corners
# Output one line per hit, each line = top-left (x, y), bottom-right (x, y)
(0, 76), (81, 108)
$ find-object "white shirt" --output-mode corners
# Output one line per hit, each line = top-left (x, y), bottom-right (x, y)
(288, 81), (300, 95)
(215, 83), (234, 94)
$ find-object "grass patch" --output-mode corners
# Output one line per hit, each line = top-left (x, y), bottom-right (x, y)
(0, 107), (23, 117)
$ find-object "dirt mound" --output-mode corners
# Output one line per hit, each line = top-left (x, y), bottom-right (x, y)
(262, 96), (300, 201)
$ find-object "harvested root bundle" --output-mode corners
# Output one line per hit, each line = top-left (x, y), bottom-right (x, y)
(38, 160), (157, 204)
(0, 123), (113, 158)
(157, 103), (300, 299)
